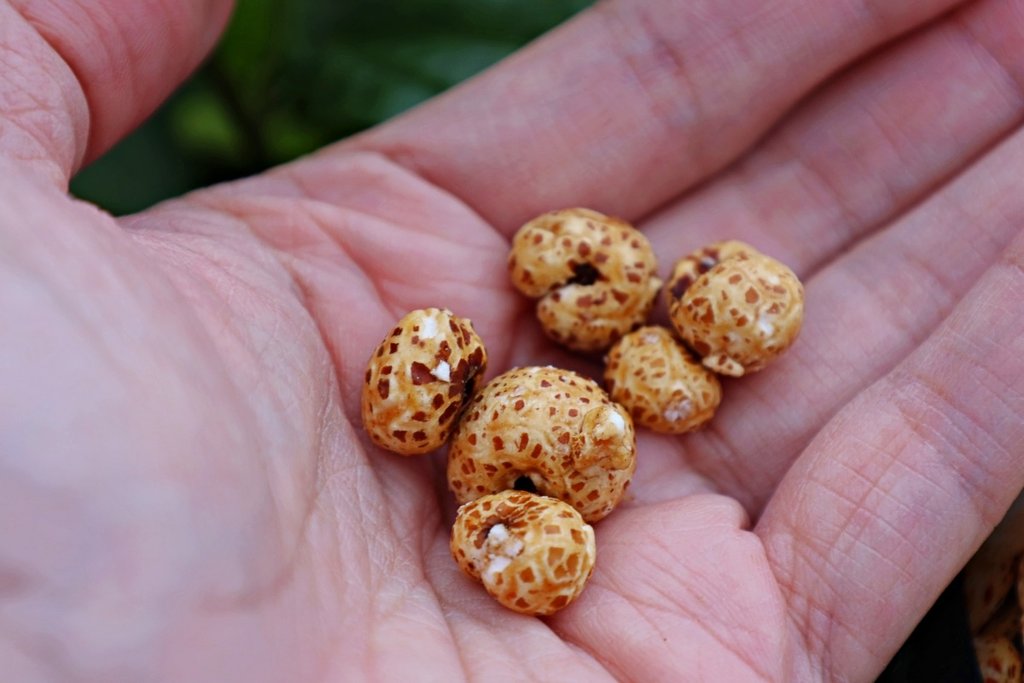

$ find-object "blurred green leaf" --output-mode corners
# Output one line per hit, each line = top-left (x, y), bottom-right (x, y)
(169, 82), (249, 165)
(71, 0), (594, 215)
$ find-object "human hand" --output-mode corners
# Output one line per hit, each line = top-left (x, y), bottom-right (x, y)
(1, 0), (1022, 680)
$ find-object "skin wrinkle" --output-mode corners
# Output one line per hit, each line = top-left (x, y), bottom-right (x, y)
(827, 480), (919, 589)
(433, 572), (609, 683)
(309, 454), (382, 682)
(282, 151), (497, 250)
(0, 49), (78, 180)
(887, 374), (1011, 528)
(327, 491), (403, 679)
(691, 416), (750, 504)
(237, 221), (376, 409)
(597, 2), (707, 159)
(768, 469), (866, 638)
(769, 532), (838, 677)
(849, 98), (913, 210)
(642, 551), (774, 681)
(786, 141), (875, 262)
(344, 140), (499, 237)
(823, 494), (935, 665)
(891, 227), (970, 302)
(558, 639), (619, 683)
(127, 227), (327, 466)
(953, 11), (1024, 102)
(364, 558), (468, 682)
(195, 187), (473, 329)
(113, 223), (343, 625)
(235, 401), (335, 614)
(4, 3), (85, 172)
(83, 1), (132, 155)
(609, 574), (765, 681)
(289, 204), (502, 304)
(579, 597), (665, 683)
(192, 350), (325, 614)
(423, 565), (472, 683)
(782, 341), (851, 427)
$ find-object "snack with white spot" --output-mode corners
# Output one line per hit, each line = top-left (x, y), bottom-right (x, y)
(450, 490), (596, 615)
(448, 366), (636, 522)
(666, 241), (804, 377)
(604, 326), (721, 434)
(361, 308), (487, 455)
(508, 208), (661, 353)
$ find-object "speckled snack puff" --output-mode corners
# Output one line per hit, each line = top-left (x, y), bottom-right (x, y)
(666, 241), (804, 377)
(508, 208), (662, 353)
(450, 490), (596, 616)
(604, 326), (721, 434)
(361, 308), (487, 455)
(974, 634), (1023, 683)
(448, 367), (636, 522)
(664, 240), (759, 306)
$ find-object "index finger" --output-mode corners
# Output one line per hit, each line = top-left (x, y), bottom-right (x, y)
(757, 231), (1024, 681)
(340, 0), (965, 232)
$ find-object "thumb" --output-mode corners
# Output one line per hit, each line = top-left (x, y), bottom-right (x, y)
(3, 0), (232, 184)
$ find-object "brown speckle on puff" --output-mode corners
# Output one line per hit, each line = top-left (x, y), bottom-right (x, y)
(448, 367), (636, 522)
(666, 242), (804, 377)
(663, 240), (757, 306)
(604, 326), (722, 434)
(361, 308), (487, 455)
(508, 208), (661, 353)
(450, 490), (596, 616)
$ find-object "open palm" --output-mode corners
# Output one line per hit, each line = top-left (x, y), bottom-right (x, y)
(3, 0), (1023, 680)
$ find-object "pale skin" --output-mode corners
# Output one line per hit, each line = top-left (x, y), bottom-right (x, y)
(1, 0), (1023, 680)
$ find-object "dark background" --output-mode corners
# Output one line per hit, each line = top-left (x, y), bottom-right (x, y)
(71, 0), (592, 214)
(69, 1), (977, 678)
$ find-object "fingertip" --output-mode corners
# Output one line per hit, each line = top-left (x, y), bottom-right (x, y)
(12, 0), (234, 166)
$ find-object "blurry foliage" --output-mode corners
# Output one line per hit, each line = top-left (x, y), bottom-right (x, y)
(71, 0), (593, 215)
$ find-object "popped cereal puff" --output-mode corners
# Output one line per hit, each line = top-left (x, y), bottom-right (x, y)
(450, 490), (596, 616)
(448, 366), (635, 522)
(604, 326), (721, 434)
(361, 308), (487, 455)
(668, 246), (804, 377)
(508, 208), (661, 353)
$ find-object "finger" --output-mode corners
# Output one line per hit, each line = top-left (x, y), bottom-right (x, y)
(2, 0), (232, 184)
(551, 495), (791, 681)
(632, 0), (1024, 510)
(757, 230), (1024, 681)
(644, 0), (1024, 277)
(660, 122), (1024, 512)
(344, 0), (964, 231)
